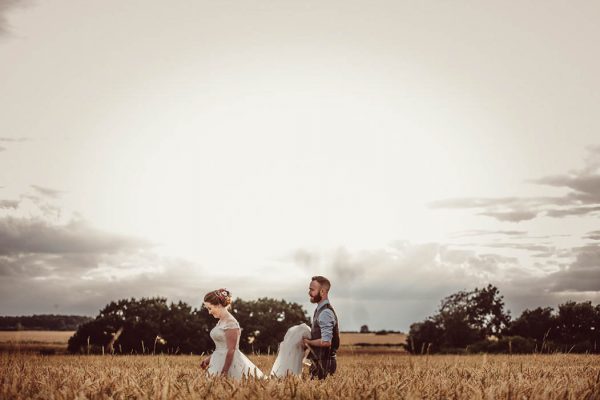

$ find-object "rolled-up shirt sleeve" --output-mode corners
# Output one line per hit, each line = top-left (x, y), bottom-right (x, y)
(318, 309), (335, 343)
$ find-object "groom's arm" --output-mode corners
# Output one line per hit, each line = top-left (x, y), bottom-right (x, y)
(303, 337), (331, 347)
(303, 309), (335, 348)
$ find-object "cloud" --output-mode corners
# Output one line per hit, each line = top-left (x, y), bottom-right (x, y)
(287, 242), (535, 329)
(0, 216), (152, 255)
(0, 252), (206, 315)
(0, 1), (33, 36)
(0, 185), (221, 318)
(30, 185), (65, 199)
(0, 199), (19, 209)
(430, 146), (600, 222)
(545, 244), (600, 292)
(0, 137), (31, 153)
(290, 242), (525, 303)
(287, 236), (600, 329)
(478, 209), (538, 222)
(429, 197), (523, 209)
(544, 205), (600, 218)
(584, 231), (600, 241)
(292, 248), (320, 269)
(534, 175), (600, 203)
(0, 193), (208, 316)
(448, 230), (527, 238)
(479, 243), (554, 253)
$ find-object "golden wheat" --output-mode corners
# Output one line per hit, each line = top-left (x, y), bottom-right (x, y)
(0, 331), (74, 344)
(1, 353), (599, 399)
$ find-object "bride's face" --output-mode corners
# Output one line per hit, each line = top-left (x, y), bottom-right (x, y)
(204, 302), (223, 319)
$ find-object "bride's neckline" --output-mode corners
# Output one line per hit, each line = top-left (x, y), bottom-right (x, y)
(217, 315), (237, 325)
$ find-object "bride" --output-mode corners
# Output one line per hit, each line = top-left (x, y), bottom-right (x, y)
(199, 289), (264, 379)
(200, 288), (310, 379)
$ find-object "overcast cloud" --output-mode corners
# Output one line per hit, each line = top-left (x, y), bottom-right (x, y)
(431, 146), (600, 222)
(1, 1), (599, 331)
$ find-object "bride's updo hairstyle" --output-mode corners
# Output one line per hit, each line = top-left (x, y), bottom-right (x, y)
(204, 288), (232, 307)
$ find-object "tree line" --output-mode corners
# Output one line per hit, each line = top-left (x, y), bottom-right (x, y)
(67, 297), (309, 355)
(405, 284), (600, 354)
(0, 315), (92, 331)
(10, 285), (597, 355)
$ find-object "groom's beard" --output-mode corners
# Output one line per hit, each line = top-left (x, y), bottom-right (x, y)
(310, 293), (322, 303)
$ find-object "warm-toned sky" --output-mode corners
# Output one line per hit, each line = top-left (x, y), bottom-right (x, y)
(1, 0), (599, 331)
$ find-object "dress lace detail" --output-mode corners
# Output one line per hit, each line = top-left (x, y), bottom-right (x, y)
(219, 318), (240, 330)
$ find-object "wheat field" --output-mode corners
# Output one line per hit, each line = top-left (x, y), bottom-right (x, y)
(1, 353), (599, 399)
(0, 331), (74, 343)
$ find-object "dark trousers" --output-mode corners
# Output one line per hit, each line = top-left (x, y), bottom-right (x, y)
(309, 356), (337, 379)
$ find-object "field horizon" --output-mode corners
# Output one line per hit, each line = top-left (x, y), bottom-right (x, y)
(0, 330), (407, 355)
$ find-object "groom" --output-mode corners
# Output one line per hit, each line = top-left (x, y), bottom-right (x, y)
(303, 275), (340, 379)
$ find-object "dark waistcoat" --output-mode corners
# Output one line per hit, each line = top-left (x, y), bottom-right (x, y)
(310, 303), (340, 359)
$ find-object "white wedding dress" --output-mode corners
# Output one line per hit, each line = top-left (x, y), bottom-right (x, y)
(270, 323), (311, 378)
(207, 317), (264, 379)
(206, 319), (310, 379)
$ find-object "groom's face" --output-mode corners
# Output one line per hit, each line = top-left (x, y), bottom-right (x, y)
(308, 281), (322, 304)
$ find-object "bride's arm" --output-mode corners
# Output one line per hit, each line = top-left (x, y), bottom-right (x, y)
(221, 328), (239, 375)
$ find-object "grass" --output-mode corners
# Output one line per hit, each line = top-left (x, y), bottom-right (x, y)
(1, 353), (599, 399)
(0, 331), (75, 354)
(339, 332), (406, 346)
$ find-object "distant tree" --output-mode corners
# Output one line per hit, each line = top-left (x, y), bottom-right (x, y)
(507, 301), (600, 353)
(406, 319), (443, 354)
(68, 296), (309, 355)
(468, 284), (511, 337)
(68, 297), (213, 354)
(509, 307), (555, 342)
(360, 325), (369, 333)
(406, 288), (600, 354)
(0, 315), (92, 331)
(405, 284), (511, 353)
(555, 301), (599, 351)
(231, 297), (309, 354)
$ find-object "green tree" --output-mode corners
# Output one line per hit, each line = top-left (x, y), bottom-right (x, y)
(509, 307), (555, 342)
(231, 297), (309, 354)
(555, 301), (598, 351)
(68, 296), (309, 355)
(68, 297), (213, 354)
(405, 319), (443, 354)
(405, 284), (511, 353)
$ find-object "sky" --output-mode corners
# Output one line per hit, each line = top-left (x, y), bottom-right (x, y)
(1, 0), (599, 331)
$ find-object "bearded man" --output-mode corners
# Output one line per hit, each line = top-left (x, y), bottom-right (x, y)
(303, 275), (340, 379)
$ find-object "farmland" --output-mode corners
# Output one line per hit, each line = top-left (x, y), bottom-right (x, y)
(0, 331), (406, 354)
(0, 331), (74, 353)
(1, 330), (599, 399)
(2, 353), (599, 399)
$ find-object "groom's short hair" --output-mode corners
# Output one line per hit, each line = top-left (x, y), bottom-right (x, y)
(311, 275), (331, 291)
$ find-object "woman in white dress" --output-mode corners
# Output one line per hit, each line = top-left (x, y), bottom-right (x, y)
(199, 289), (264, 379)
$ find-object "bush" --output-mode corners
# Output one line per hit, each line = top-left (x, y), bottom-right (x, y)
(467, 336), (536, 354)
